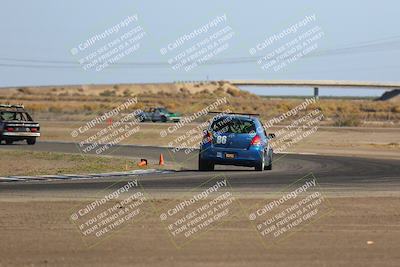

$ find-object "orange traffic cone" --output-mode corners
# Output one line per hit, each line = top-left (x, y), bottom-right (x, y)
(159, 154), (165, 166)
(137, 159), (148, 167)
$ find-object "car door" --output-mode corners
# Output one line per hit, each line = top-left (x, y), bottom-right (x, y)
(261, 123), (272, 159)
(153, 108), (162, 121)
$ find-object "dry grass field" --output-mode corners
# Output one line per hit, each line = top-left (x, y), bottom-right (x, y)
(0, 82), (399, 126)
(0, 150), (156, 176)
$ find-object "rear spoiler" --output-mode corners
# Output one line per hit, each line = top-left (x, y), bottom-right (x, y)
(208, 111), (260, 117)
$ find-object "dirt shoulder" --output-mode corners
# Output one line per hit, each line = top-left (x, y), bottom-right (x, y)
(0, 195), (398, 267)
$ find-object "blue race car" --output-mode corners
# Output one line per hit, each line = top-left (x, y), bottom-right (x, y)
(198, 113), (275, 171)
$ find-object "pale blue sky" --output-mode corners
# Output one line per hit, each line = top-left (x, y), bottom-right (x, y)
(0, 0), (399, 96)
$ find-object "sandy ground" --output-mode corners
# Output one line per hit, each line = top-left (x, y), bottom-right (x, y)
(0, 192), (399, 267)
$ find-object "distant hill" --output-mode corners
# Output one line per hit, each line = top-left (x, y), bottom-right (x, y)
(0, 81), (240, 97)
(375, 89), (400, 102)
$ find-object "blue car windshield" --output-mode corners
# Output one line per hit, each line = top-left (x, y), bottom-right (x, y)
(211, 117), (256, 134)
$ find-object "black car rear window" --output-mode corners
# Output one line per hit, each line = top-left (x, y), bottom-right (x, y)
(0, 111), (32, 121)
(211, 117), (256, 134)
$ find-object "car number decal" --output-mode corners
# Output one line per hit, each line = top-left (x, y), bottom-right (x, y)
(216, 135), (227, 144)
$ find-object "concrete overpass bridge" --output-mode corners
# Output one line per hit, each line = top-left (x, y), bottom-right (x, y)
(229, 80), (400, 97)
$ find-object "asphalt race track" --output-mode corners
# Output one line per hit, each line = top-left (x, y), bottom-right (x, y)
(1, 142), (400, 267)
(0, 141), (399, 191)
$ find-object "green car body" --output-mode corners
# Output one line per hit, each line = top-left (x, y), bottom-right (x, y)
(138, 107), (181, 122)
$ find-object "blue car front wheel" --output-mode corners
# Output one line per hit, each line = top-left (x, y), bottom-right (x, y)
(264, 157), (272, 170)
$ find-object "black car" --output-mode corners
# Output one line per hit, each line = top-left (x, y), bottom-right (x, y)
(0, 104), (40, 145)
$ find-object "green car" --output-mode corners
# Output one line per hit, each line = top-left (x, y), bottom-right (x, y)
(138, 107), (181, 122)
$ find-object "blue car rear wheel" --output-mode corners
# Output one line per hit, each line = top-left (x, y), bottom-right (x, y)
(198, 156), (214, 171)
(254, 152), (265, 171)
